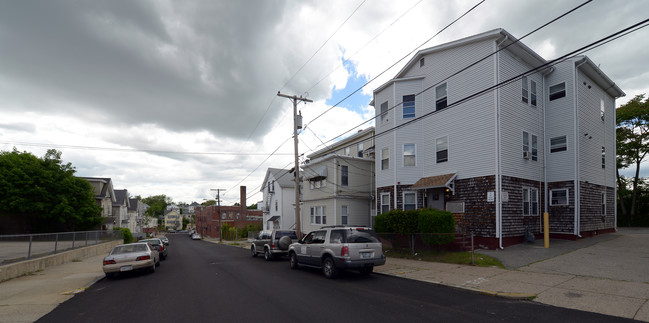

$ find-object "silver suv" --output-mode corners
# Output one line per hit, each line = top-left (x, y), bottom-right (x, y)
(251, 230), (298, 261)
(287, 226), (386, 278)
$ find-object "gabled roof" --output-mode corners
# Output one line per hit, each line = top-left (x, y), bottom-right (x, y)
(128, 198), (139, 212)
(307, 127), (375, 159)
(79, 177), (117, 203)
(113, 189), (129, 207)
(260, 168), (295, 192)
(374, 28), (548, 94)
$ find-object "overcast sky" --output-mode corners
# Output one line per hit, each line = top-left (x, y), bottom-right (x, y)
(1, 0), (647, 206)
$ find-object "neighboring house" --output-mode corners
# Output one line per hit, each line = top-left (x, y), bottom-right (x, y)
(260, 168), (297, 230)
(164, 209), (182, 231)
(80, 177), (117, 230)
(301, 127), (376, 234)
(372, 28), (623, 249)
(166, 203), (180, 211)
(195, 186), (262, 238)
(113, 189), (132, 231)
(128, 198), (144, 233)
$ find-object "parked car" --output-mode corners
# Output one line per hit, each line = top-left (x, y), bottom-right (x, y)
(251, 230), (298, 261)
(159, 236), (169, 246)
(103, 243), (160, 279)
(191, 233), (201, 240)
(287, 226), (386, 278)
(140, 238), (167, 260)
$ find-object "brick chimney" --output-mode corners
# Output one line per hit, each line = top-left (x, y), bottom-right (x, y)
(240, 186), (246, 215)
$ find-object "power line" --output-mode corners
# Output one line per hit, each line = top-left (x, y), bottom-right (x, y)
(0, 141), (293, 156)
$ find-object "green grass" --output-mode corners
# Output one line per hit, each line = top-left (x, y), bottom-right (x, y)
(385, 248), (504, 268)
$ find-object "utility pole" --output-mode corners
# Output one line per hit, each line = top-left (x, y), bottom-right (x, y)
(211, 188), (226, 242)
(277, 92), (312, 238)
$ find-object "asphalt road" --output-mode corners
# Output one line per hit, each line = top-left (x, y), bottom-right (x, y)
(37, 234), (632, 323)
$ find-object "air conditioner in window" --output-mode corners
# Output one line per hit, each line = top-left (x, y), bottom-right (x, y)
(523, 151), (531, 159)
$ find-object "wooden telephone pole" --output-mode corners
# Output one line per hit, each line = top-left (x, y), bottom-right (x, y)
(277, 92), (312, 238)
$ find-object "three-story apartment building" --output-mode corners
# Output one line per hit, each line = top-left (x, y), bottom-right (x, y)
(372, 29), (623, 248)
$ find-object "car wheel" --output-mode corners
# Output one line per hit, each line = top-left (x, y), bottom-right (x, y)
(105, 272), (115, 279)
(149, 263), (156, 274)
(264, 248), (273, 261)
(251, 245), (257, 257)
(359, 266), (374, 276)
(322, 257), (338, 279)
(289, 252), (299, 270)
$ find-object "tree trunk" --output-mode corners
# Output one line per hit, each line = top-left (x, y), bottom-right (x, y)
(616, 168), (628, 217)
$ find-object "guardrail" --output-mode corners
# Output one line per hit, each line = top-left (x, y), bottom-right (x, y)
(0, 230), (123, 265)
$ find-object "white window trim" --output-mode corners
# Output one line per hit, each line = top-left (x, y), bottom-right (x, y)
(310, 206), (326, 225)
(522, 187), (539, 216)
(601, 192), (606, 215)
(341, 205), (348, 225)
(380, 193), (390, 214)
(403, 191), (417, 210)
(381, 147), (390, 170)
(550, 189), (569, 206)
(550, 135), (568, 153)
(436, 136), (448, 163)
(403, 143), (416, 167)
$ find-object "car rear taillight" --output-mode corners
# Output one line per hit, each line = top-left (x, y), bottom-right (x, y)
(136, 255), (151, 261)
(271, 244), (276, 249)
(159, 246), (163, 252)
(341, 246), (349, 257)
(103, 259), (116, 265)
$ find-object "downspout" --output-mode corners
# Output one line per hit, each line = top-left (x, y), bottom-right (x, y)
(334, 158), (338, 226)
(495, 35), (508, 249)
(574, 58), (587, 237)
(393, 85), (398, 211)
(541, 67), (554, 232)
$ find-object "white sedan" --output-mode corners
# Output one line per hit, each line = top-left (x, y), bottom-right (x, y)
(191, 233), (202, 240)
(103, 243), (160, 279)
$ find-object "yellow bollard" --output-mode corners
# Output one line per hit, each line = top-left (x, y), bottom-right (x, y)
(544, 212), (550, 248)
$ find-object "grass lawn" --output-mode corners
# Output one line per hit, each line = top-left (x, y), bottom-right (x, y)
(385, 248), (504, 268)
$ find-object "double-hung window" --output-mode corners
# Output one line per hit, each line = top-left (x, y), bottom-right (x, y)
(403, 192), (416, 210)
(523, 132), (538, 161)
(357, 142), (364, 157)
(530, 80), (537, 106)
(436, 83), (448, 110)
(380, 193), (390, 214)
(341, 165), (348, 186)
(341, 205), (348, 225)
(523, 188), (539, 215)
(310, 206), (326, 224)
(602, 147), (606, 169)
(403, 144), (416, 167)
(381, 148), (389, 170)
(549, 82), (566, 101)
(600, 99), (605, 121)
(436, 136), (448, 163)
(403, 95), (415, 118)
(380, 101), (389, 124)
(601, 192), (606, 215)
(522, 76), (529, 103)
(344, 146), (351, 156)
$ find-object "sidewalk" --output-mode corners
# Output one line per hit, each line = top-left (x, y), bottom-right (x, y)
(1, 232), (647, 322)
(0, 254), (106, 323)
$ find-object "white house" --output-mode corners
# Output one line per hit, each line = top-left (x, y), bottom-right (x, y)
(260, 168), (296, 230)
(372, 28), (623, 249)
(300, 127), (376, 234)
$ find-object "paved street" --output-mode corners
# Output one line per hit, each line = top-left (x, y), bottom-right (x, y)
(33, 233), (633, 323)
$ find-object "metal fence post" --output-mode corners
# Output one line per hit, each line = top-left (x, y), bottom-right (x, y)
(471, 232), (475, 266)
(85, 232), (88, 247)
(72, 232), (76, 249)
(54, 233), (59, 254)
(411, 234), (415, 256)
(27, 235), (33, 260)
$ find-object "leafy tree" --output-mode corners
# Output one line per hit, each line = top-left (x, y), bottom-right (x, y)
(0, 149), (102, 233)
(247, 203), (258, 210)
(616, 94), (649, 222)
(202, 200), (216, 207)
(141, 195), (172, 218)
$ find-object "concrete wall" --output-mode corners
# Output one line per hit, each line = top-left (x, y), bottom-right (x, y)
(0, 240), (120, 282)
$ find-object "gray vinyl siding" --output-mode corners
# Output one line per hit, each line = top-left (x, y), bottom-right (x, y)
(375, 83), (394, 136)
(498, 49), (545, 181)
(545, 60), (575, 182)
(577, 71), (616, 186)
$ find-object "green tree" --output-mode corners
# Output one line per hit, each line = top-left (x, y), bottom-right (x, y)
(141, 195), (172, 218)
(616, 94), (649, 222)
(247, 203), (258, 210)
(0, 149), (102, 233)
(202, 200), (216, 207)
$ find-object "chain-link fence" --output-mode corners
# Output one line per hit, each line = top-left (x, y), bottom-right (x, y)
(0, 230), (123, 265)
(377, 232), (478, 265)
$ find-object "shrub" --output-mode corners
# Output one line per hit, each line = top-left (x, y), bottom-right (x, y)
(418, 208), (455, 246)
(114, 227), (133, 244)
